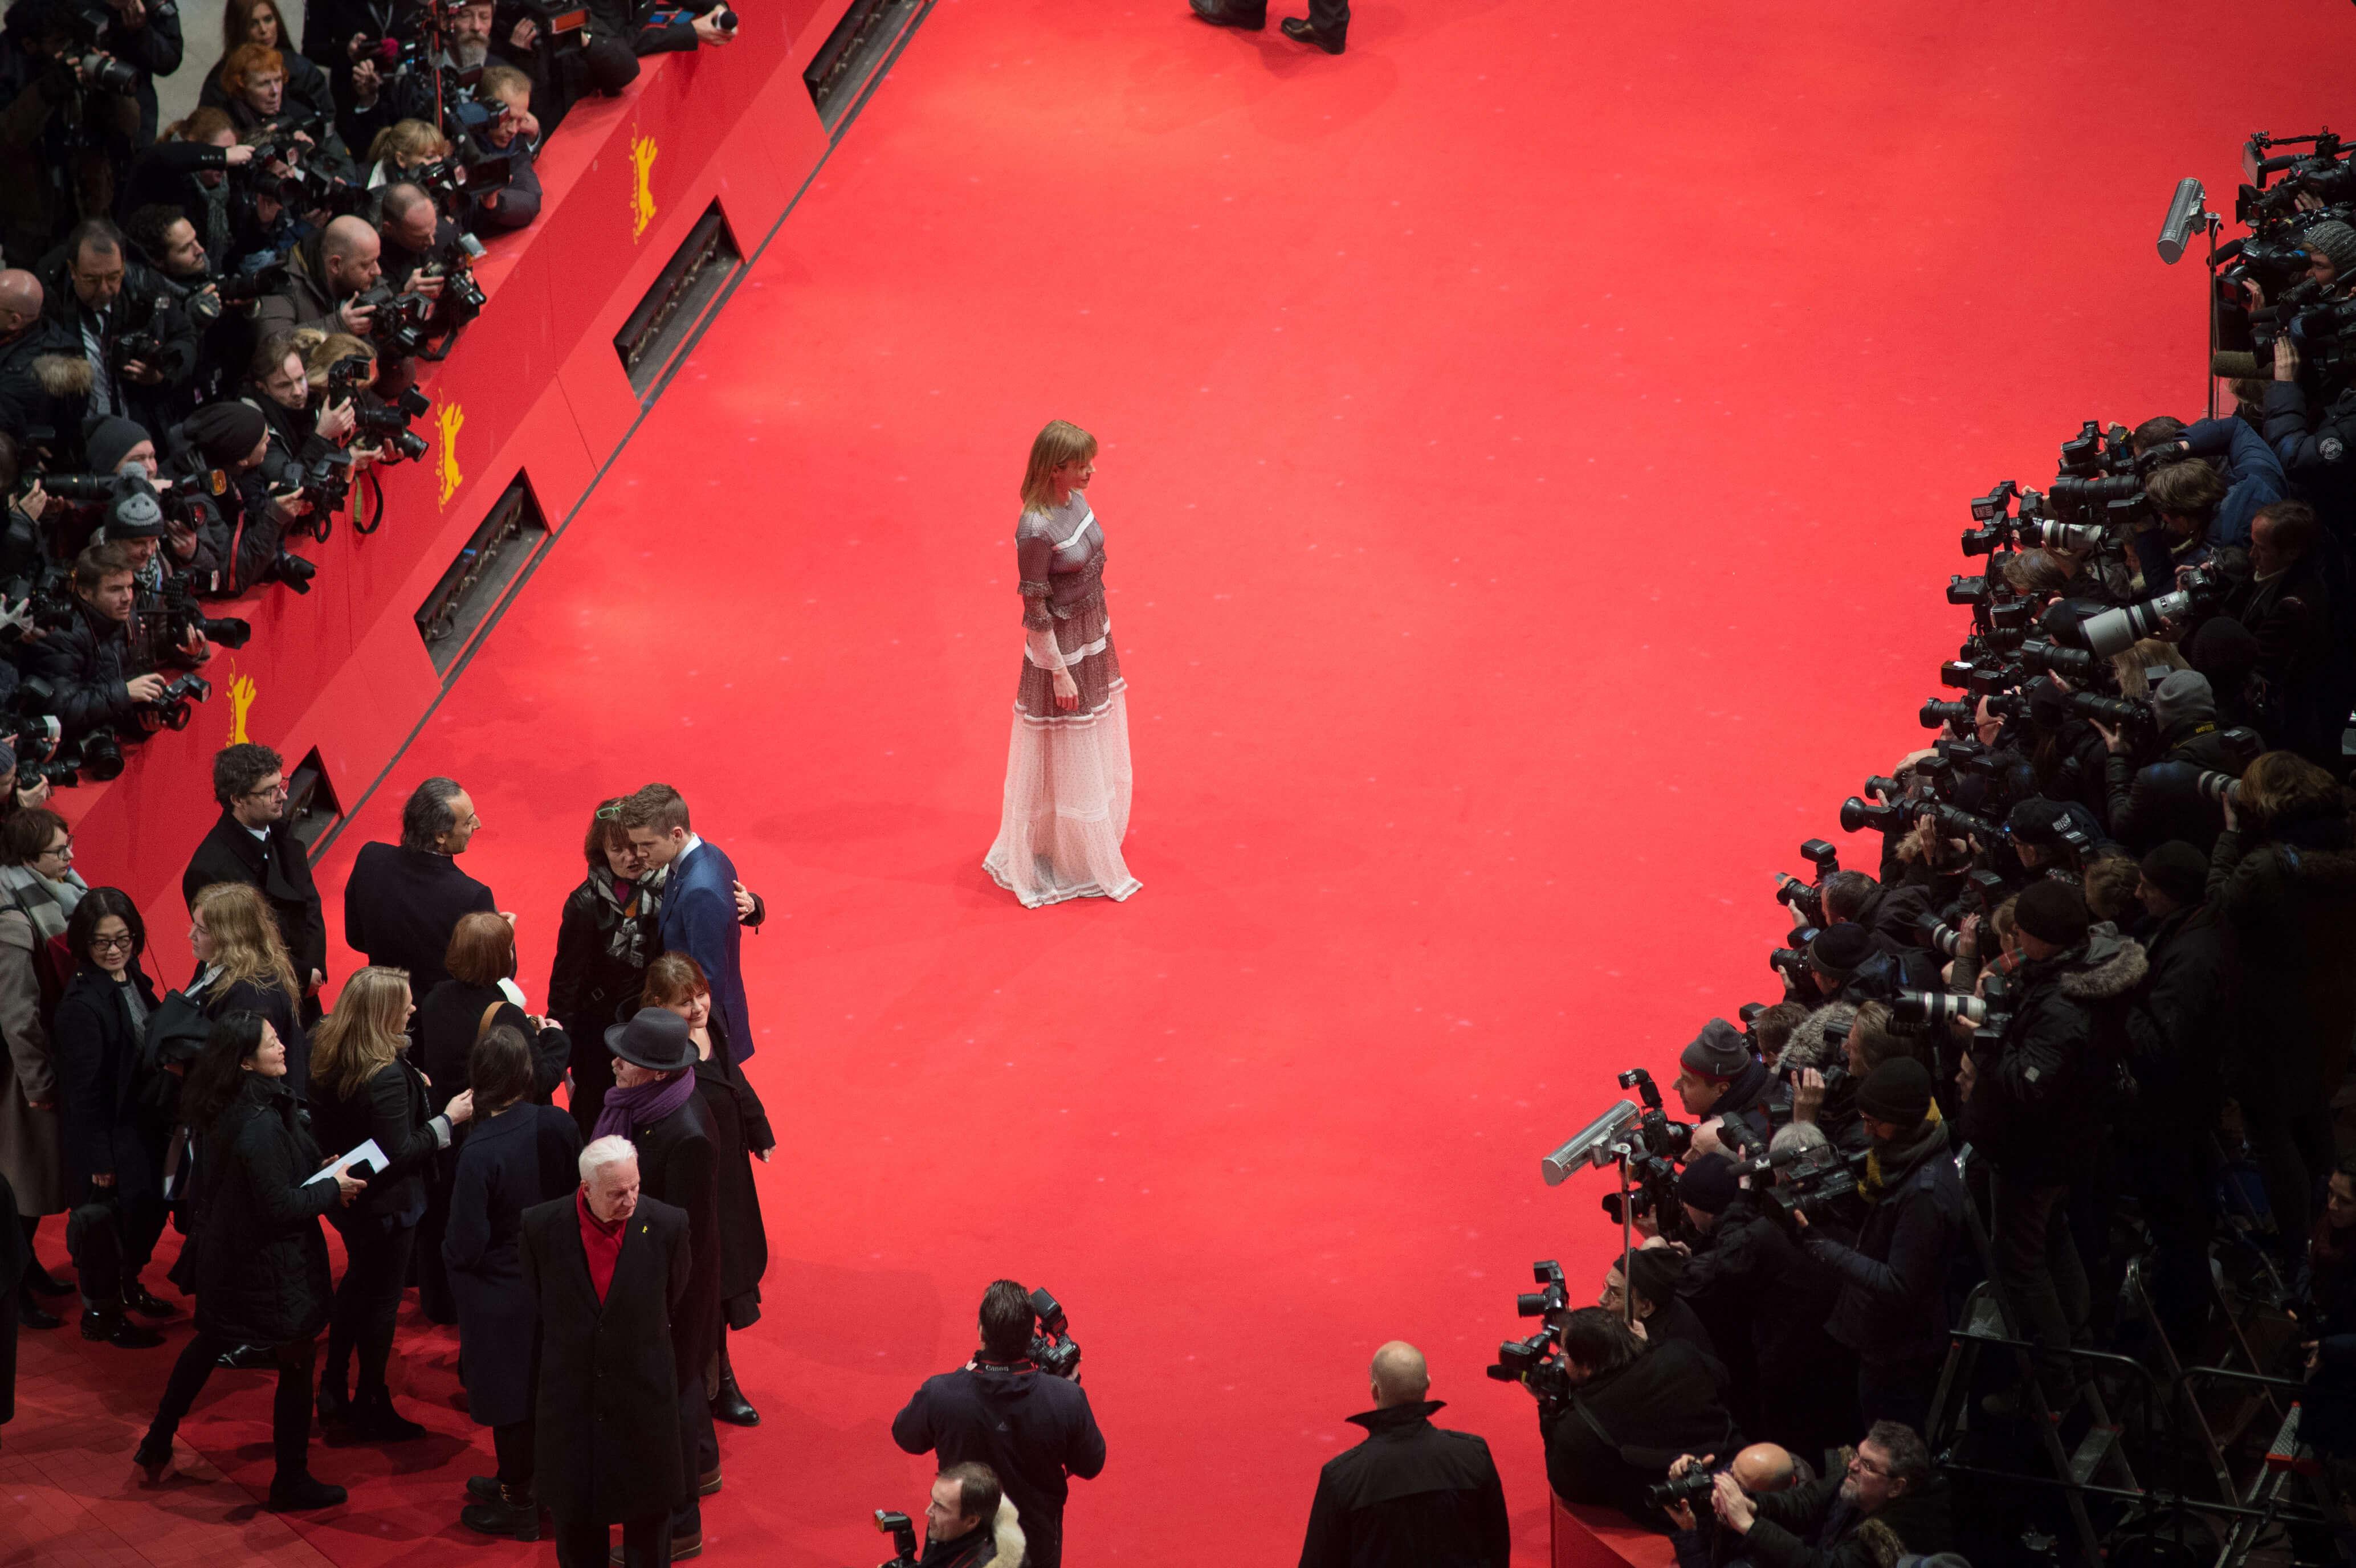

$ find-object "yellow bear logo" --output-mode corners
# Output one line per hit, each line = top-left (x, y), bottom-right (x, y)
(631, 132), (659, 241)
(226, 669), (256, 745)
(437, 402), (466, 507)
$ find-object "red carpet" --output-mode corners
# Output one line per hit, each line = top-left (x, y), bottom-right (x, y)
(15, 3), (2356, 1565)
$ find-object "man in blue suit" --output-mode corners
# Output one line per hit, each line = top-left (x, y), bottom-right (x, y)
(619, 783), (759, 1063)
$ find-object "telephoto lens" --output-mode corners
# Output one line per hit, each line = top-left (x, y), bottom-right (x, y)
(1920, 698), (1976, 730)
(1892, 990), (1987, 1029)
(1840, 796), (1907, 834)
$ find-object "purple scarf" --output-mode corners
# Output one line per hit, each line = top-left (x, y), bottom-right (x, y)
(593, 1066), (697, 1142)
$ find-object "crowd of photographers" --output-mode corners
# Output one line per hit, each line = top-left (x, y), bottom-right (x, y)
(1473, 130), (2356, 1568)
(0, 0), (737, 788)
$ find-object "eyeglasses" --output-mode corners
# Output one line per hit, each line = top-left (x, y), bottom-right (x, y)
(38, 840), (71, 860)
(244, 782), (290, 801)
(1848, 1453), (1892, 1479)
(88, 933), (134, 953)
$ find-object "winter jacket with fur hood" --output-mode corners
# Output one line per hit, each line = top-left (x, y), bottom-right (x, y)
(1962, 924), (2148, 1185)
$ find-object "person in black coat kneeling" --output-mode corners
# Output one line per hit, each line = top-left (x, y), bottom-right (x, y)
(1298, 1341), (1509, 1568)
(521, 1134), (691, 1568)
(134, 1012), (366, 1510)
(450, 1023), (582, 1541)
(1539, 1308), (1742, 1529)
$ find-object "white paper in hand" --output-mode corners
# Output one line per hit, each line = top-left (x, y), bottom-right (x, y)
(306, 1138), (388, 1186)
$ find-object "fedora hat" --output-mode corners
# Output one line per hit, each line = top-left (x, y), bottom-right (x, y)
(604, 1007), (694, 1072)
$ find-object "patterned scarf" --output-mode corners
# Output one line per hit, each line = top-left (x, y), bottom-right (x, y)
(0, 863), (88, 942)
(590, 866), (658, 968)
(592, 1065), (696, 1143)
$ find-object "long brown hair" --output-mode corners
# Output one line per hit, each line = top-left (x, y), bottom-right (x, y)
(1017, 420), (1096, 515)
(193, 881), (300, 999)
(311, 966), (410, 1102)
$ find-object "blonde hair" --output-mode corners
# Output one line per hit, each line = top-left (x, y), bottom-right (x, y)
(311, 966), (411, 1101)
(2110, 638), (2188, 701)
(305, 332), (375, 389)
(1018, 420), (1097, 515)
(193, 881), (300, 999)
(366, 119), (451, 170)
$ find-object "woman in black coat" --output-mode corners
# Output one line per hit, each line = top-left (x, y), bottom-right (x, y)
(413, 911), (567, 1323)
(134, 1012), (365, 1511)
(308, 965), (472, 1439)
(446, 1023), (582, 1540)
(639, 953), (772, 1427)
(52, 889), (172, 1348)
(187, 882), (310, 1099)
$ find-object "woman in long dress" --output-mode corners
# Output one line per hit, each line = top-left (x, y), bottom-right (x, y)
(983, 420), (1142, 908)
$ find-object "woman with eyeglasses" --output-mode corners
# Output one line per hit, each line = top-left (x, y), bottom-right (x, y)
(52, 889), (173, 1348)
(187, 883), (311, 1101)
(0, 807), (89, 944)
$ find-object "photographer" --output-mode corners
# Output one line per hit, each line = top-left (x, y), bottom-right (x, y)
(1296, 1341), (1510, 1568)
(892, 1278), (1107, 1568)
(254, 213), (382, 340)
(918, 1463), (1026, 1568)
(0, 0), (143, 267)
(121, 203), (241, 413)
(2129, 411), (2287, 570)
(1661, 1445), (1808, 1568)
(1673, 1154), (1852, 1461)
(115, 111), (254, 273)
(1957, 881), (2143, 1403)
(0, 268), (89, 447)
(1673, 1019), (1774, 1152)
(497, 0), (636, 137)
(375, 179), (457, 283)
(462, 64), (540, 234)
(35, 218), (194, 434)
(25, 539), (194, 735)
(1706, 1421), (1952, 1568)
(1537, 1306), (1739, 1529)
(2214, 500), (2345, 766)
(1797, 924), (1903, 1008)
(2096, 671), (2252, 855)
(249, 329), (356, 468)
(1601, 1243), (1719, 1366)
(2260, 325), (2356, 538)
(1796, 1059), (1960, 1432)
(168, 395), (311, 595)
(219, 44), (357, 182)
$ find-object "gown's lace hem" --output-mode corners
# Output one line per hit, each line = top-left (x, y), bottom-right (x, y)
(984, 686), (1139, 909)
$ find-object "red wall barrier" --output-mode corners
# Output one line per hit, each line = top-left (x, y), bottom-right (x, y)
(58, 0), (859, 968)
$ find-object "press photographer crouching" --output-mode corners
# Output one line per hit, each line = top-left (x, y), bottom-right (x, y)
(892, 1280), (1106, 1568)
(1796, 1057), (1962, 1433)
(27, 540), (207, 746)
(1534, 1306), (1740, 1529)
(1699, 1421), (1951, 1568)
(911, 1462), (1025, 1568)
(1658, 1444), (1808, 1568)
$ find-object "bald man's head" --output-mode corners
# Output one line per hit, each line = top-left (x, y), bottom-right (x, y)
(0, 270), (40, 336)
(1731, 1443), (1799, 1494)
(320, 216), (382, 297)
(1369, 1341), (1430, 1408)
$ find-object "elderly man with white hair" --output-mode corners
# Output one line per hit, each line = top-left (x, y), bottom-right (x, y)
(520, 1134), (693, 1567)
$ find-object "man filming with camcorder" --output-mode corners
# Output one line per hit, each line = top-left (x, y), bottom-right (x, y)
(892, 1279), (1106, 1568)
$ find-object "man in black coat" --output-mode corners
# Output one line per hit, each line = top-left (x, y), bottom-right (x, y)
(1538, 1308), (1740, 1529)
(2097, 671), (2255, 855)
(894, 1279), (1109, 1568)
(182, 742), (325, 1014)
(35, 218), (195, 435)
(343, 776), (498, 1000)
(1297, 1341), (1509, 1568)
(1797, 1060), (1963, 1433)
(28, 540), (180, 738)
(520, 1135), (690, 1568)
(601, 1008), (722, 1556)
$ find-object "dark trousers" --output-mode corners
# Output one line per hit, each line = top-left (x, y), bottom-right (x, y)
(325, 1219), (417, 1399)
(671, 1370), (716, 1538)
(1990, 1175), (2089, 1386)
(1218, 0), (1348, 37)
(555, 1513), (670, 1568)
(1857, 1355), (1938, 1436)
(74, 1188), (165, 1307)
(2127, 1123), (2217, 1346)
(413, 1162), (458, 1324)
(146, 1332), (318, 1483)
(494, 1419), (536, 1489)
(2244, 1095), (2333, 1254)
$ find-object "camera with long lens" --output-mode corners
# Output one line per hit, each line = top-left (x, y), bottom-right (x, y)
(431, 233), (489, 320)
(1914, 912), (1966, 958)
(62, 725), (125, 781)
(1026, 1287), (1081, 1379)
(213, 259), (291, 307)
(2074, 567), (2225, 659)
(1892, 989), (1987, 1031)
(1485, 1260), (1573, 1406)
(353, 283), (441, 360)
(1767, 926), (1818, 990)
(2068, 691), (2144, 729)
(141, 575), (251, 652)
(3, 562), (84, 638)
(862, 1508), (920, 1568)
(1765, 1145), (1869, 1224)
(1919, 697), (1976, 731)
(2017, 638), (2096, 681)
(1646, 1466), (1718, 1512)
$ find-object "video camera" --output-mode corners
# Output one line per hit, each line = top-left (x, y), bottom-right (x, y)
(1485, 1260), (1573, 1406)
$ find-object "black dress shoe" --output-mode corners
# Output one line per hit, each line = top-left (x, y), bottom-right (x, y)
(347, 1390), (427, 1442)
(1189, 0), (1266, 28)
(466, 1475), (502, 1503)
(217, 1342), (275, 1370)
(133, 1436), (173, 1486)
(81, 1309), (164, 1348)
(18, 1297), (60, 1330)
(121, 1281), (177, 1318)
(267, 1473), (347, 1512)
(1279, 15), (1344, 51)
(711, 1370), (760, 1427)
(460, 1494), (541, 1541)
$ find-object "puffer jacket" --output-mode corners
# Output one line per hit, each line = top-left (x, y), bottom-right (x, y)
(1962, 925), (2149, 1185)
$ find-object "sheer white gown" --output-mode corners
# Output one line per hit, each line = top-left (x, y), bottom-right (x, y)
(982, 492), (1141, 908)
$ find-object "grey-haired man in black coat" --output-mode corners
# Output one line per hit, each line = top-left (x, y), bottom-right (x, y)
(1298, 1341), (1508, 1568)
